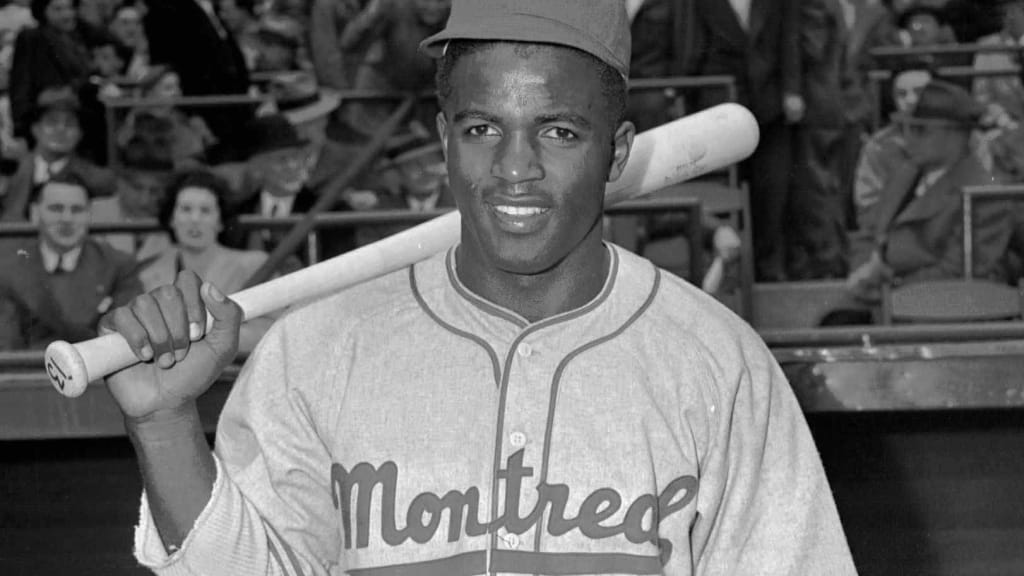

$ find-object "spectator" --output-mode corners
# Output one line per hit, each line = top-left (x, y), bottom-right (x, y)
(229, 75), (365, 258)
(352, 141), (453, 246)
(108, 2), (151, 80)
(116, 65), (218, 168)
(854, 63), (933, 231)
(139, 168), (273, 352)
(624, 0), (695, 132)
(973, 0), (1024, 123)
(87, 28), (125, 81)
(216, 0), (260, 71)
(143, 0), (253, 163)
(1, 86), (116, 221)
(690, 0), (803, 281)
(789, 0), (854, 280)
(220, 113), (316, 269)
(847, 80), (1013, 301)
(9, 0), (93, 143)
(338, 0), (450, 141)
(0, 0), (34, 160)
(91, 155), (174, 260)
(308, 0), (369, 90)
(0, 171), (143, 350)
(252, 14), (305, 72)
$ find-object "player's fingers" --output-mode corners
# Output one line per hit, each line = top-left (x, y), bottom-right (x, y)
(130, 293), (175, 369)
(199, 282), (242, 359)
(175, 270), (207, 342)
(152, 284), (191, 364)
(100, 305), (155, 363)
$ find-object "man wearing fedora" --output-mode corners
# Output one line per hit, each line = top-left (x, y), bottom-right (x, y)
(847, 79), (1014, 301)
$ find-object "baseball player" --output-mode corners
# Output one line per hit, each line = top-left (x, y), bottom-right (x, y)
(102, 1), (858, 574)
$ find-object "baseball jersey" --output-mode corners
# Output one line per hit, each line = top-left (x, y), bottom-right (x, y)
(134, 243), (857, 575)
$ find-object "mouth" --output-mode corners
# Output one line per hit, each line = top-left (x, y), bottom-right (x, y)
(486, 201), (552, 234)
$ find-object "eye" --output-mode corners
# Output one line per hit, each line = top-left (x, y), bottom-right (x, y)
(541, 127), (578, 142)
(466, 124), (498, 138)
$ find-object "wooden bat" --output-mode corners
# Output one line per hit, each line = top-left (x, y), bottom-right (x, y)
(45, 103), (759, 397)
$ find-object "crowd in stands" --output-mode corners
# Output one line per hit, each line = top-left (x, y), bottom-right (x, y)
(3, 0), (1024, 351)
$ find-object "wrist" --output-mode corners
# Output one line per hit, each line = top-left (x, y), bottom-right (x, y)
(126, 403), (203, 445)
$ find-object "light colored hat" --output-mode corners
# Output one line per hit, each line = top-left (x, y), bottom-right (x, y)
(419, 0), (631, 79)
(266, 71), (341, 125)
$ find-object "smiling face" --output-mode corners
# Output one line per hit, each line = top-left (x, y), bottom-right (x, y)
(437, 42), (633, 278)
(34, 181), (90, 253)
(171, 186), (222, 251)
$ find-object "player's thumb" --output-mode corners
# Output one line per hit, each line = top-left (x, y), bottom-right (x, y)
(200, 282), (242, 356)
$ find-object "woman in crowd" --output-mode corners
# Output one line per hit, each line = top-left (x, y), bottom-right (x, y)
(140, 168), (273, 352)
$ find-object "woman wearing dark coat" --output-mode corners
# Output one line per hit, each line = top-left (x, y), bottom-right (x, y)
(9, 0), (106, 162)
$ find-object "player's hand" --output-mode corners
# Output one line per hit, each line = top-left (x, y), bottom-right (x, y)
(100, 271), (242, 423)
(846, 251), (893, 302)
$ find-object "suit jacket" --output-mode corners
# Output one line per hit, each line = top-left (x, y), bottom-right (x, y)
(221, 141), (357, 260)
(0, 238), (144, 350)
(850, 153), (1012, 283)
(0, 152), (118, 221)
(626, 0), (697, 131)
(144, 0), (252, 160)
(690, 0), (801, 123)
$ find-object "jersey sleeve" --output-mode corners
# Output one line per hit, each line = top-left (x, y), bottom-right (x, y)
(133, 315), (345, 575)
(691, 327), (857, 575)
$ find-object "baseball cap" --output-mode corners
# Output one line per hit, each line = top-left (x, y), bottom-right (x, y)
(419, 0), (631, 79)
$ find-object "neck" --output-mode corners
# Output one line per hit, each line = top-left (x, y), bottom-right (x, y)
(41, 237), (81, 256)
(37, 149), (69, 163)
(179, 243), (220, 274)
(455, 226), (609, 324)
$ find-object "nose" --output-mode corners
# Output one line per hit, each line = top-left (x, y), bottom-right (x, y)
(491, 131), (544, 184)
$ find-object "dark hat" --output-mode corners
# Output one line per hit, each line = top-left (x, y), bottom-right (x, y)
(419, 0), (631, 79)
(244, 114), (309, 157)
(897, 2), (948, 30)
(264, 71), (341, 125)
(891, 79), (984, 128)
(32, 85), (80, 122)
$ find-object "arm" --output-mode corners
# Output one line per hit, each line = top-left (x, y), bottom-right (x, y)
(8, 30), (36, 139)
(692, 331), (857, 574)
(780, 0), (804, 119)
(0, 290), (26, 351)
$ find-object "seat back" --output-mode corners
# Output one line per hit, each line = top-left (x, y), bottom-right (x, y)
(882, 279), (1023, 324)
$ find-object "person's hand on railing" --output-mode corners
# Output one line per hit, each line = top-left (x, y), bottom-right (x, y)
(846, 250), (894, 303)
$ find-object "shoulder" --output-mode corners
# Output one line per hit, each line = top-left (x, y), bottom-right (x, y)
(272, 257), (422, 347)
(617, 247), (779, 394)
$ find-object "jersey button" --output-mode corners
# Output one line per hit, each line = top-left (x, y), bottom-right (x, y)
(510, 431), (527, 448)
(517, 343), (533, 358)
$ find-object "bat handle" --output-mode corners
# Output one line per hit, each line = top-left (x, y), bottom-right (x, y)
(46, 333), (136, 397)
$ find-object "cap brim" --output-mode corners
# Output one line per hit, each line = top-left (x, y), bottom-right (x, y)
(283, 89), (341, 125)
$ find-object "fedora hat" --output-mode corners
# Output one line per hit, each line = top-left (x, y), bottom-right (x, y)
(890, 79), (984, 128)
(244, 113), (309, 158)
(265, 71), (341, 126)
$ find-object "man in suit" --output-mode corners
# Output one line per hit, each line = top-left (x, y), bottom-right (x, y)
(847, 80), (1014, 301)
(0, 171), (143, 350)
(1, 86), (116, 222)
(690, 0), (803, 281)
(143, 0), (253, 162)
(625, 0), (697, 131)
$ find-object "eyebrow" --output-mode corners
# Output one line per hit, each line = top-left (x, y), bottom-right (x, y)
(452, 109), (593, 130)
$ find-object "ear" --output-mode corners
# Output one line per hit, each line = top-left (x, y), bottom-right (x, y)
(436, 111), (449, 163)
(607, 120), (636, 184)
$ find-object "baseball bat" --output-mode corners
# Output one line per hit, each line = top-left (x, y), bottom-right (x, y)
(45, 103), (759, 397)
